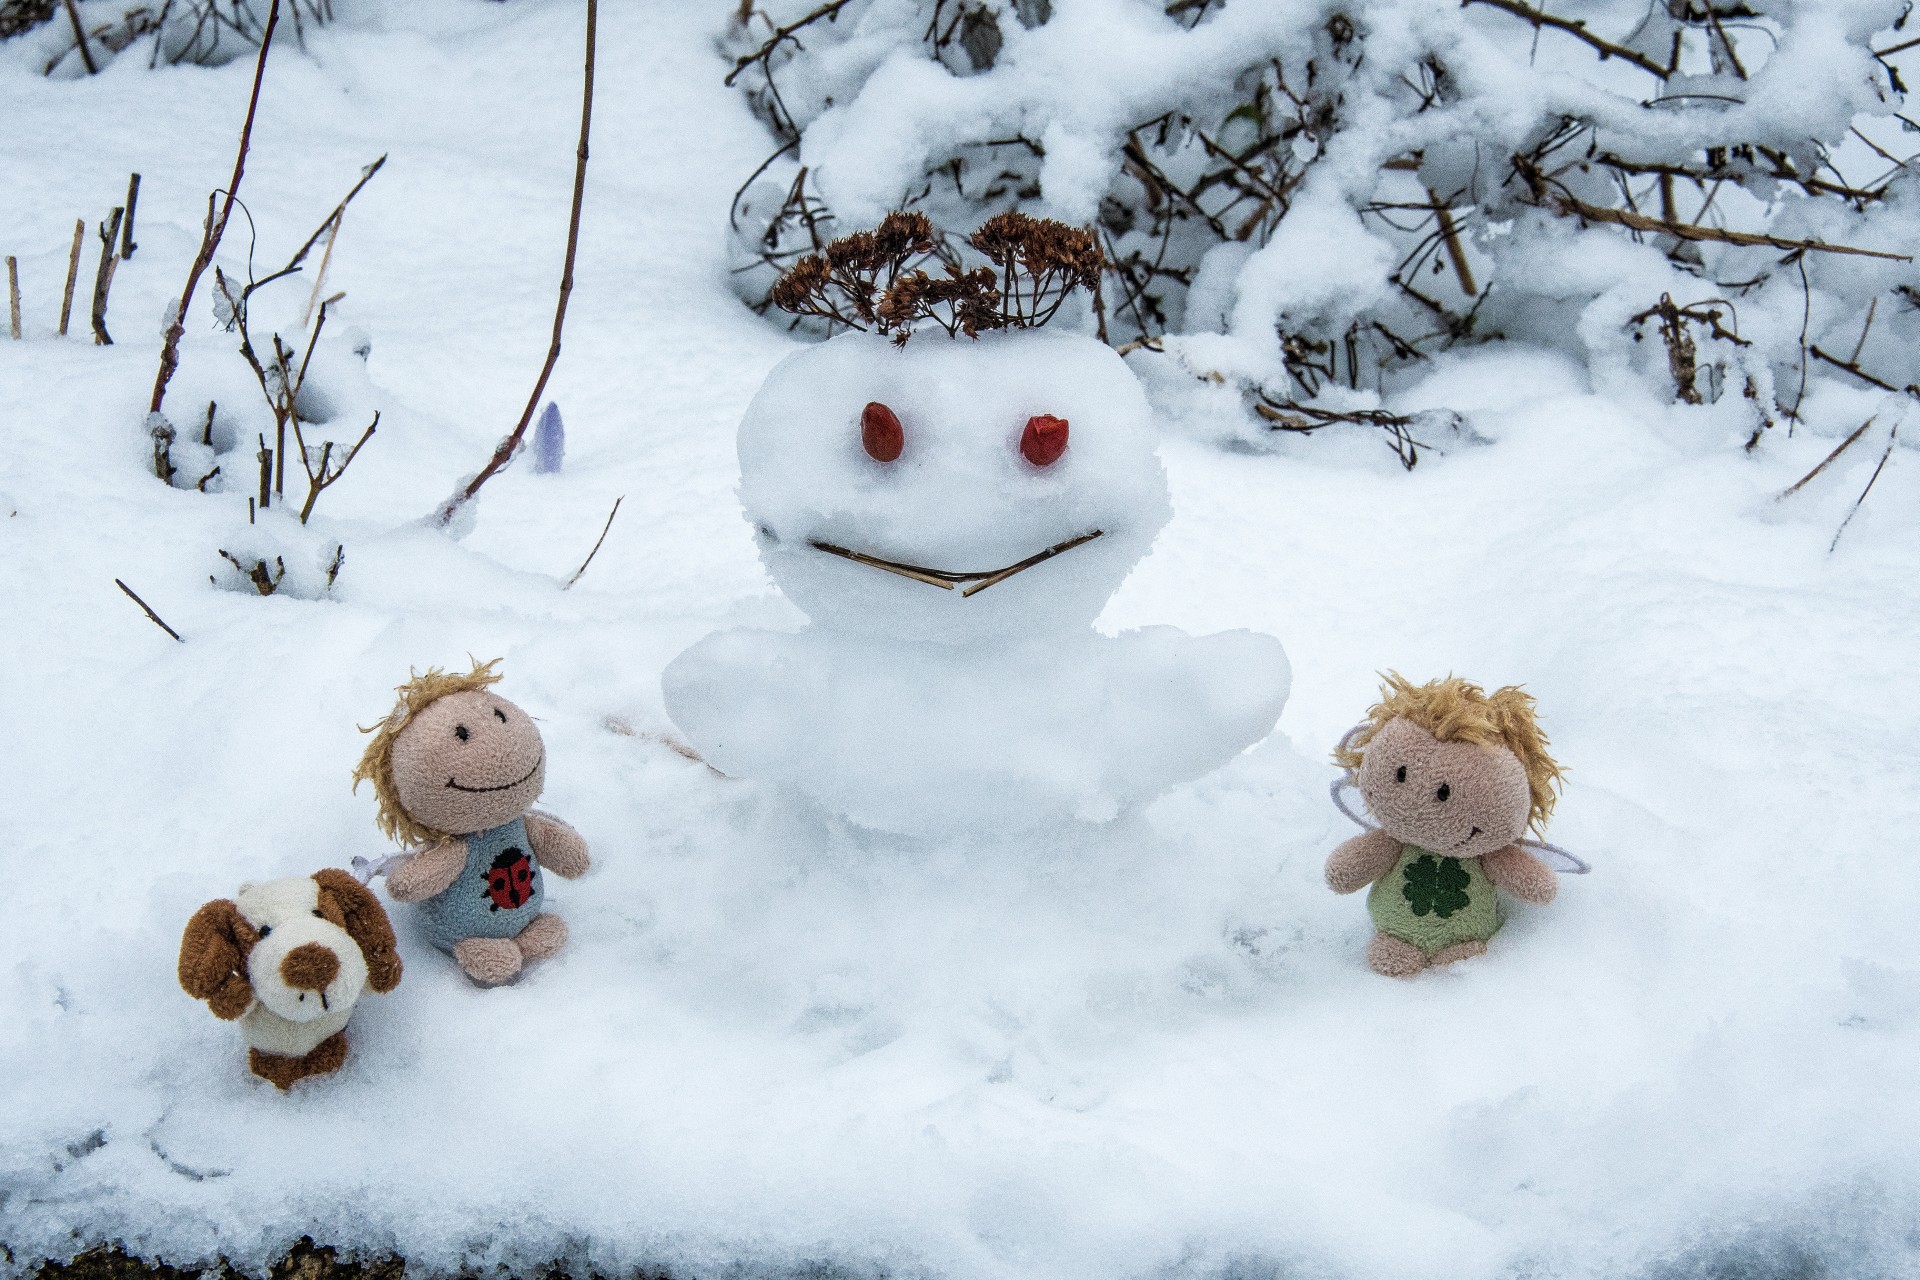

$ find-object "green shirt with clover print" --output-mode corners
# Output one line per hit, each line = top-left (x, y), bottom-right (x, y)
(1367, 844), (1503, 956)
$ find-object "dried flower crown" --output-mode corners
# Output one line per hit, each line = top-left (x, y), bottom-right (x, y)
(770, 210), (1102, 344)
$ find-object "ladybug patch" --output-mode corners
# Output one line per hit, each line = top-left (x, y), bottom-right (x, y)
(482, 849), (534, 911)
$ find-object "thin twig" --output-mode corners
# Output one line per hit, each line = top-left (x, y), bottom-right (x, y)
(245, 155), (386, 303)
(61, 0), (98, 74)
(1779, 415), (1878, 498)
(1809, 344), (1902, 392)
(58, 218), (82, 337)
(1829, 424), (1898, 552)
(434, 0), (595, 528)
(115, 579), (182, 641)
(1462, 0), (1670, 79)
(299, 213), (341, 328)
(724, 0), (856, 87)
(563, 495), (623, 588)
(5, 257), (19, 339)
(149, 0), (281, 418)
(295, 411), (377, 524)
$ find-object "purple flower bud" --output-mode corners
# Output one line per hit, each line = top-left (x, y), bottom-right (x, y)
(532, 401), (564, 474)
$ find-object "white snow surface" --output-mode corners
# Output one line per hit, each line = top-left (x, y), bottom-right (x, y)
(0, 3), (1917, 1279)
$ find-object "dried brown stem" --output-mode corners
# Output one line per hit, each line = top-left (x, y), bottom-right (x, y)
(58, 218), (82, 336)
(149, 0), (281, 418)
(6, 256), (19, 339)
(435, 0), (594, 528)
(563, 494), (624, 588)
(122, 172), (140, 257)
(90, 207), (123, 345)
(1462, 0), (1671, 79)
(115, 578), (182, 641)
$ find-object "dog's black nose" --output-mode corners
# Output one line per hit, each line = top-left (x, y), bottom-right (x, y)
(280, 943), (339, 992)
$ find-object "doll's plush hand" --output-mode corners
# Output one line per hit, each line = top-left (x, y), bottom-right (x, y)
(1481, 844), (1556, 904)
(386, 838), (466, 903)
(1325, 829), (1401, 894)
(526, 812), (591, 879)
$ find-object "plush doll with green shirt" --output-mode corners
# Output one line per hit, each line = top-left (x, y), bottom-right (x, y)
(1325, 673), (1570, 978)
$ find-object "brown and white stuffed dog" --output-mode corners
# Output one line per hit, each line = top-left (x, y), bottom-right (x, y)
(178, 870), (402, 1089)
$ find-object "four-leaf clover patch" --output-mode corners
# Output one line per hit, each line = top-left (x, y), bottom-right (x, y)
(1402, 854), (1472, 918)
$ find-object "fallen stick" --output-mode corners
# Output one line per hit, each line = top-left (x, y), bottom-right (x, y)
(563, 495), (623, 588)
(6, 256), (18, 339)
(58, 218), (82, 336)
(115, 578), (183, 641)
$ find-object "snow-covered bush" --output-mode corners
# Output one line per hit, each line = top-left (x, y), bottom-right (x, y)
(10, 0), (333, 74)
(723, 0), (1920, 462)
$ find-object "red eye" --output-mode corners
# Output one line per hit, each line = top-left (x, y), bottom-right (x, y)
(862, 402), (903, 463)
(1020, 414), (1069, 467)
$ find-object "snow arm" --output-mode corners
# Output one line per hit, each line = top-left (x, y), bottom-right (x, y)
(1325, 830), (1402, 894)
(385, 837), (466, 904)
(1480, 844), (1557, 905)
(525, 811), (591, 879)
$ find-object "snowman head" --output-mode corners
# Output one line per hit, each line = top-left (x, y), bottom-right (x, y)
(739, 328), (1172, 644)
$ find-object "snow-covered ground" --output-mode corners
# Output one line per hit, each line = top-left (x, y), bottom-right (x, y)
(3, 3), (1918, 1278)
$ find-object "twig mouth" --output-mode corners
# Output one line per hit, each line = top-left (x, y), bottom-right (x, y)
(446, 755), (544, 793)
(809, 531), (1104, 597)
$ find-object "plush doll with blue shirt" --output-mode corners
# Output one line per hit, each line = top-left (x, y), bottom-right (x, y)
(353, 659), (591, 986)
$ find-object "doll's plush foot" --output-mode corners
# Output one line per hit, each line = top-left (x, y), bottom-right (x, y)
(453, 936), (524, 986)
(1367, 932), (1427, 978)
(515, 912), (568, 962)
(1429, 939), (1488, 968)
(249, 1031), (348, 1090)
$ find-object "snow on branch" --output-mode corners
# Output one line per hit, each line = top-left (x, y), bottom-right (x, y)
(721, 0), (1920, 459)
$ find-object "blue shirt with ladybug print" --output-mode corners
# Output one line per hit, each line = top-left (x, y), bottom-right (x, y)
(414, 817), (544, 953)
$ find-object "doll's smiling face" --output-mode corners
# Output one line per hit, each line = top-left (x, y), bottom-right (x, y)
(1356, 717), (1530, 859)
(390, 690), (546, 835)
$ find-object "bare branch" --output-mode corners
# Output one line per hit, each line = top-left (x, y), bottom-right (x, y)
(115, 578), (182, 641)
(435, 0), (596, 528)
(1514, 157), (1910, 261)
(149, 0), (281, 418)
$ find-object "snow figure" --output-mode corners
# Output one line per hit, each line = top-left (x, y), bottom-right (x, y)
(664, 213), (1290, 836)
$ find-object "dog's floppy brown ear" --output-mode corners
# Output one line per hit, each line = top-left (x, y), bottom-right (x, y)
(178, 899), (257, 1020)
(313, 869), (402, 993)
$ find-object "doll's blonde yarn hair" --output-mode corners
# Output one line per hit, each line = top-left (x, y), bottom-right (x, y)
(1333, 672), (1566, 834)
(352, 658), (504, 847)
